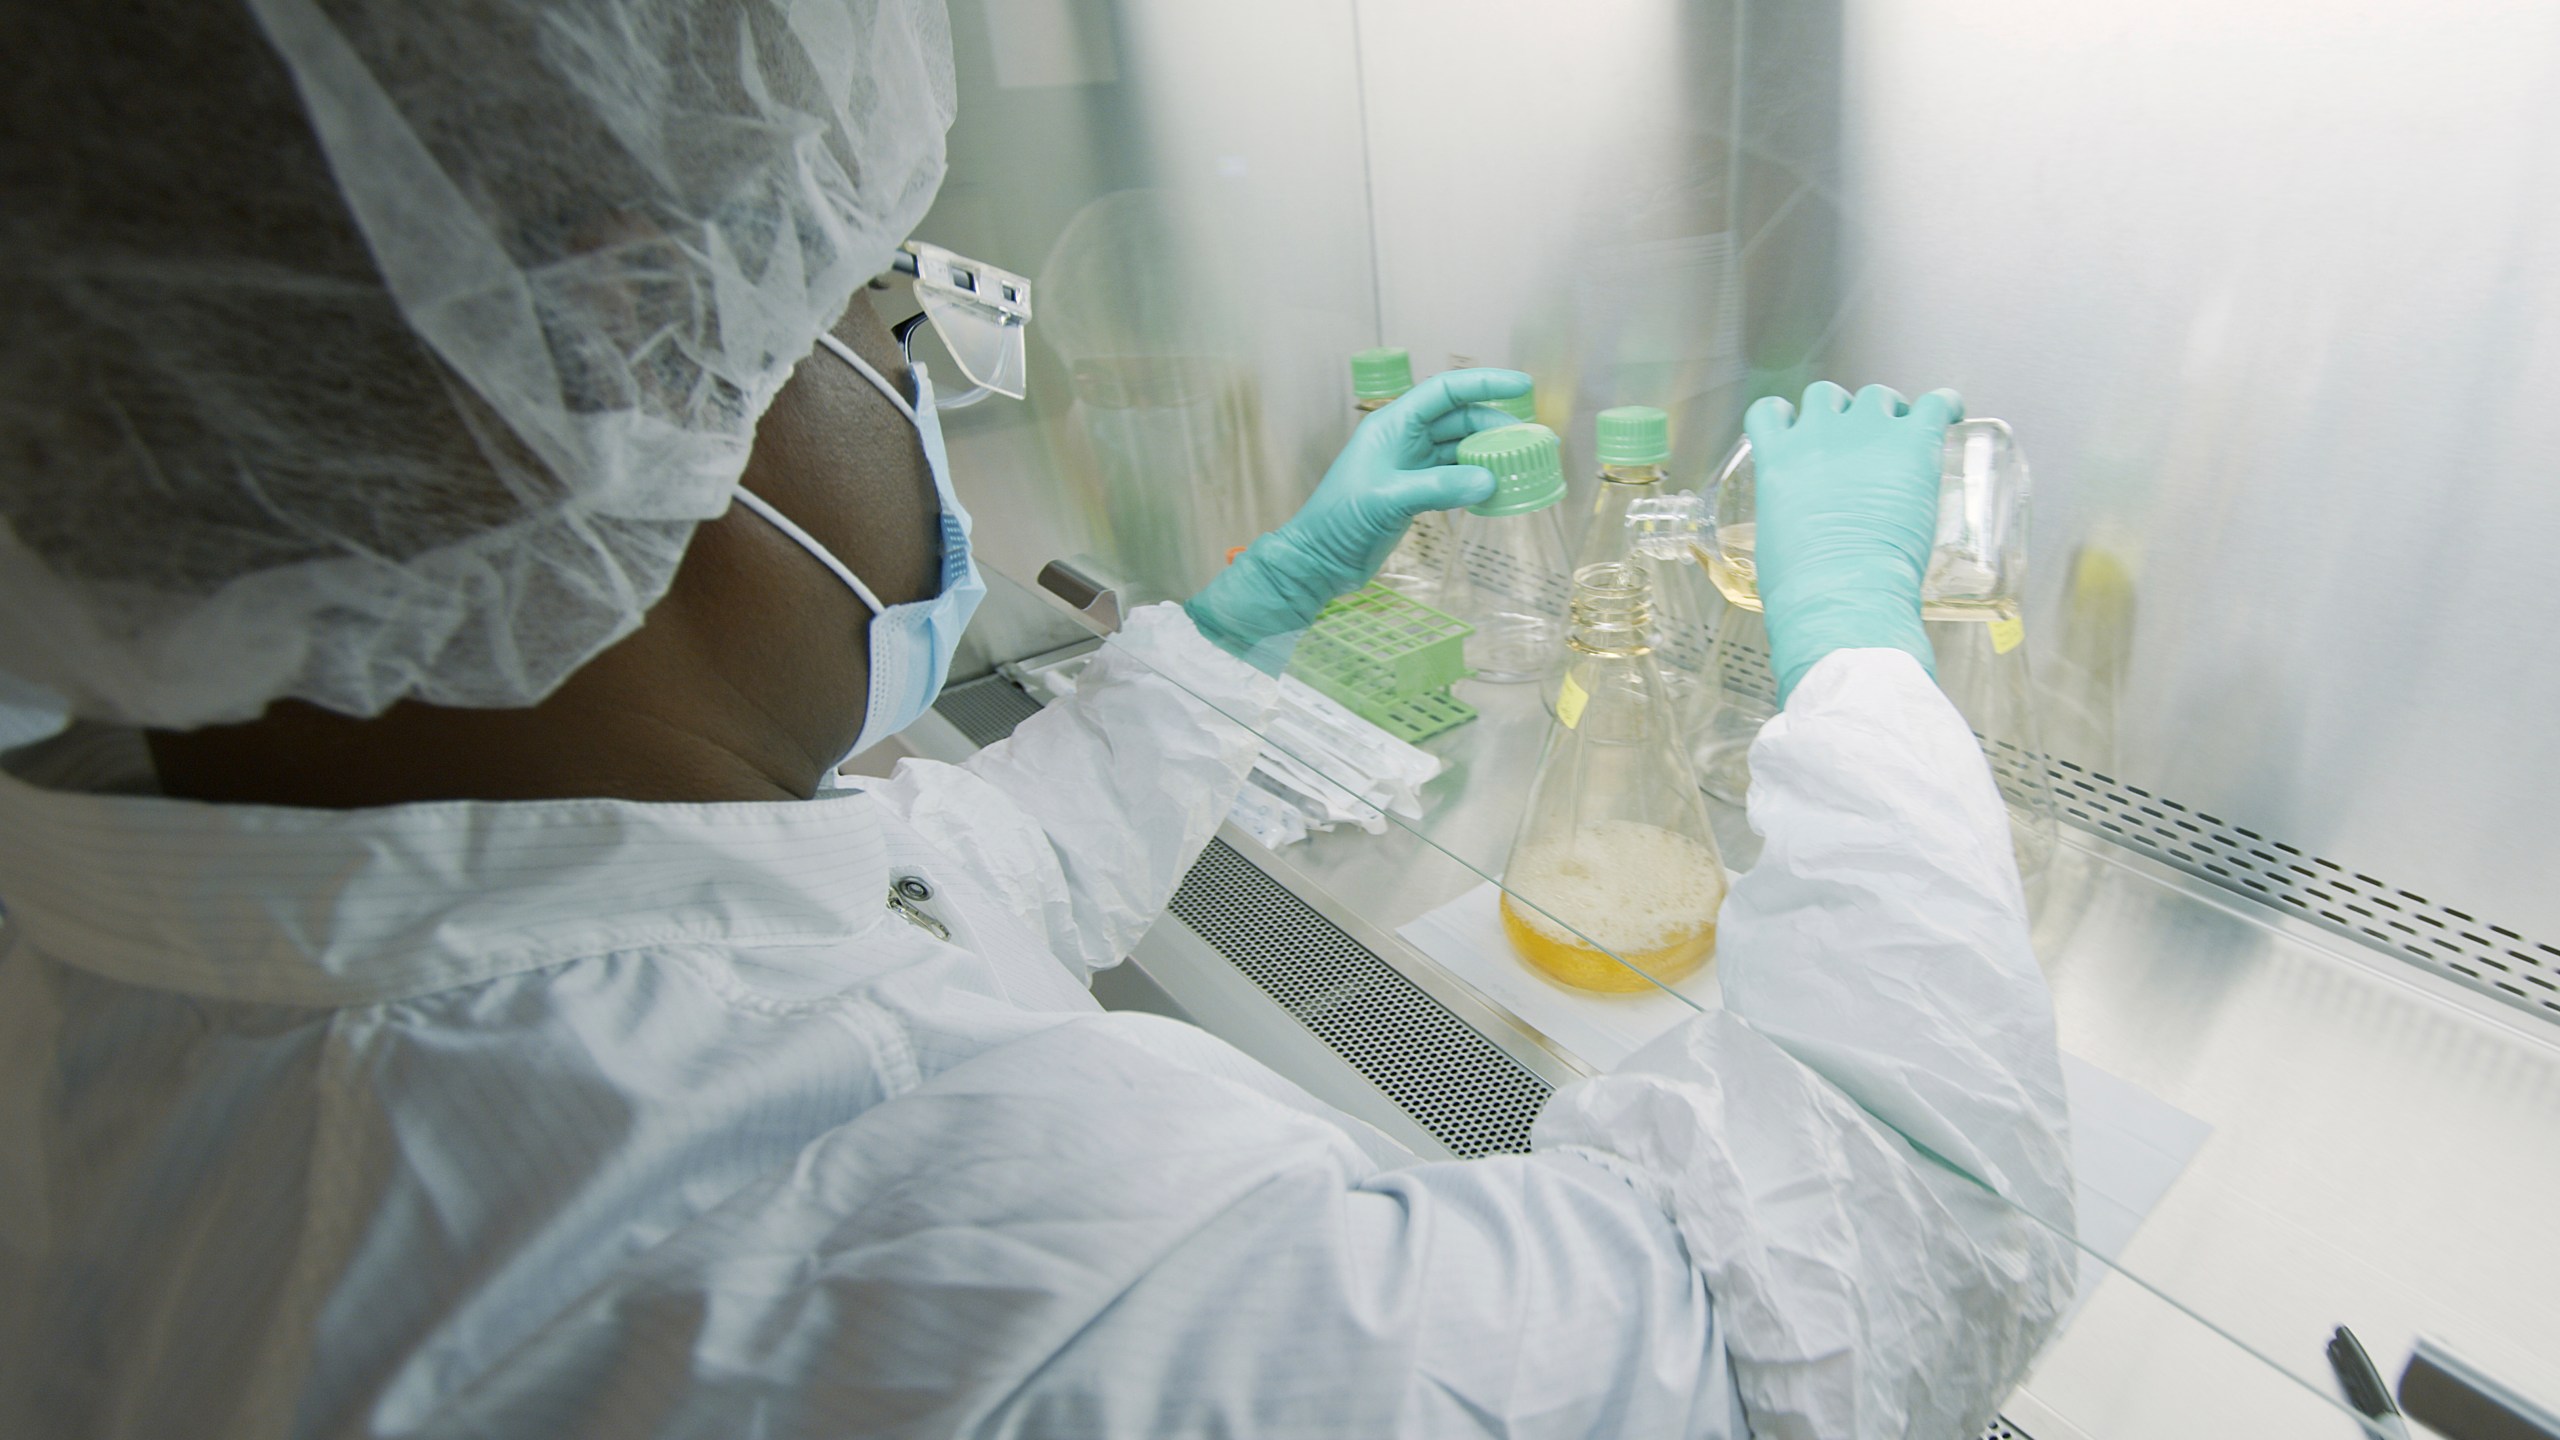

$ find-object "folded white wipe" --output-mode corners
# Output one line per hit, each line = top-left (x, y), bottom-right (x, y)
(1005, 651), (1441, 850)
(1226, 678), (1444, 848)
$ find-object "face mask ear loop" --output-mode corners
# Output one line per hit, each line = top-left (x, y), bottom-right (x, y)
(730, 488), (889, 615)
(816, 332), (919, 426)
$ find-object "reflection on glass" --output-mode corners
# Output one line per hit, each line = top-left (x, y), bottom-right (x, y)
(1499, 564), (1726, 993)
(2046, 537), (2138, 776)
(1036, 190), (1282, 603)
(1931, 613), (2062, 885)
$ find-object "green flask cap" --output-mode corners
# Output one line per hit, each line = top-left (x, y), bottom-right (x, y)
(1350, 347), (1414, 401)
(1458, 423), (1568, 517)
(1595, 405), (1671, 466)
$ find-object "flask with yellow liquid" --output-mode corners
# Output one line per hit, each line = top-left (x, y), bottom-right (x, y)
(1498, 563), (1727, 993)
(1681, 417), (2030, 624)
(1627, 416), (2059, 884)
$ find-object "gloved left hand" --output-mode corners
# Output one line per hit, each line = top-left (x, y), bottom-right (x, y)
(1187, 368), (1532, 671)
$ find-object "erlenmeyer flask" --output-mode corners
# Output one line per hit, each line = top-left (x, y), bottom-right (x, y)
(1572, 406), (1718, 735)
(1929, 614), (2061, 886)
(1694, 417), (2029, 620)
(1441, 423), (1572, 683)
(1628, 415), (2057, 881)
(1354, 348), (1445, 603)
(1499, 564), (1728, 993)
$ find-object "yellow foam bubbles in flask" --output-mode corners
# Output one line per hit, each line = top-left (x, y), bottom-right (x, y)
(1498, 819), (1725, 993)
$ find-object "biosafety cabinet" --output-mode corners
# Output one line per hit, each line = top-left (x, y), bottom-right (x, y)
(872, 3), (2560, 1434)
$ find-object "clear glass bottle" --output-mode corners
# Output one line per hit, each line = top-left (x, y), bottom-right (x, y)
(1573, 406), (1717, 731)
(1440, 422), (1573, 683)
(1928, 613), (2061, 886)
(1354, 347), (1445, 602)
(1500, 563), (1728, 992)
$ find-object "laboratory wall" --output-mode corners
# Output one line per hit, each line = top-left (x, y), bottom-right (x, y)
(916, 0), (2560, 941)
(1353, 0), (1751, 499)
(899, 0), (1383, 675)
(1826, 0), (2560, 939)
(911, 0), (1764, 668)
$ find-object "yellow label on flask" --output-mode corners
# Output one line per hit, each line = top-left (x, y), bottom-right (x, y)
(1988, 615), (2026, 655)
(1555, 674), (1589, 729)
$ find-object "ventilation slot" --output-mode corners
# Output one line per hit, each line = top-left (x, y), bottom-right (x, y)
(1170, 841), (1552, 1158)
(932, 673), (1047, 748)
(2046, 758), (2560, 1022)
(1715, 635), (2559, 1025)
(939, 673), (1553, 1155)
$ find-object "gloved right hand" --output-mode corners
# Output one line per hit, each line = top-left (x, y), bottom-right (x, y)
(1745, 381), (1962, 705)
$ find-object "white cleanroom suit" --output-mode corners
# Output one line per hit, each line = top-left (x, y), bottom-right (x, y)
(0, 605), (2071, 1439)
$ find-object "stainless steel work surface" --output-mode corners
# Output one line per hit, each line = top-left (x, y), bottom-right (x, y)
(2020, 831), (2560, 1432)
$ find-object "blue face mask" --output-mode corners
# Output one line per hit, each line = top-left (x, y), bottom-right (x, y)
(732, 333), (986, 770)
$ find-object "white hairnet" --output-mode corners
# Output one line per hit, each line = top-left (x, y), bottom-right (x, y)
(0, 0), (954, 728)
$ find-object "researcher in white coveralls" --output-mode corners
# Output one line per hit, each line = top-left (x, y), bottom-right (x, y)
(0, 2), (2072, 1436)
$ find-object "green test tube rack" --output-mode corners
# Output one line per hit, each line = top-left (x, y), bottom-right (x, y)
(1287, 584), (1480, 742)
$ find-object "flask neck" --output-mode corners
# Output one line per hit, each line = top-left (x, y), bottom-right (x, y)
(1568, 563), (1653, 654)
(1598, 462), (1668, 488)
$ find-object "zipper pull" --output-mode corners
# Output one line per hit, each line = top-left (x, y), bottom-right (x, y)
(887, 875), (950, 941)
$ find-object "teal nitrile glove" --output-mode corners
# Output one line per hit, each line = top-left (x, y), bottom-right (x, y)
(1187, 367), (1531, 672)
(1746, 381), (1963, 705)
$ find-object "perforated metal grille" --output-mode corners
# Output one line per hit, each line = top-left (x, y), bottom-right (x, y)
(933, 674), (1047, 748)
(1401, 513), (1453, 571)
(1710, 617), (1780, 707)
(1448, 530), (1575, 616)
(1982, 1418), (2034, 1440)
(941, 664), (1549, 1154)
(1170, 839), (1554, 1158)
(1705, 633), (2560, 1025)
(2049, 758), (2560, 1022)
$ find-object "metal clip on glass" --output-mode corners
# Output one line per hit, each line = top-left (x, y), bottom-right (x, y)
(891, 240), (1034, 409)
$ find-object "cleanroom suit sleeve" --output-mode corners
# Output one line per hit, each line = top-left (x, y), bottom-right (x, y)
(410, 647), (2067, 1440)
(1534, 645), (2077, 1437)
(865, 602), (1279, 980)
(941, 645), (2069, 1439)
